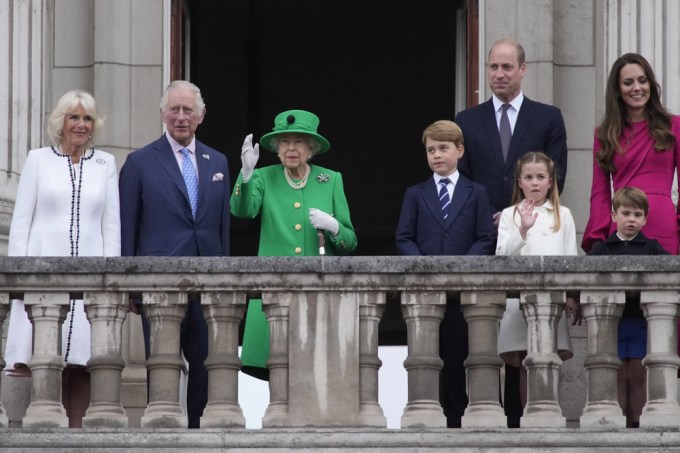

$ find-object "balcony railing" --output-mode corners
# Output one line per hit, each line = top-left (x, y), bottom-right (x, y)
(1, 255), (679, 432)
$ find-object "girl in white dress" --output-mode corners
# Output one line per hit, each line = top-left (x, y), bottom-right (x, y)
(496, 151), (581, 408)
(5, 90), (120, 427)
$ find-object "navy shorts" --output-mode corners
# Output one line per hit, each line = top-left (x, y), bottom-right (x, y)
(618, 317), (647, 360)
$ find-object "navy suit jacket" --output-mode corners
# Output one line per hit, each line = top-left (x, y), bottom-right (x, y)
(455, 97), (568, 212)
(119, 135), (230, 257)
(396, 174), (495, 256)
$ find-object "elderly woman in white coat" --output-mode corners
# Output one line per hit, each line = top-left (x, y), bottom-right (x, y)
(5, 89), (120, 427)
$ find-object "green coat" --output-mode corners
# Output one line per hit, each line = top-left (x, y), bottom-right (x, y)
(231, 164), (357, 374)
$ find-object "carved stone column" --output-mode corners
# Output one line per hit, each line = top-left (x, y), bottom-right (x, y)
(520, 291), (566, 427)
(640, 290), (680, 427)
(200, 291), (246, 428)
(460, 291), (506, 427)
(358, 291), (386, 427)
(23, 292), (69, 428)
(0, 292), (9, 427)
(400, 291), (446, 428)
(579, 290), (625, 428)
(82, 292), (129, 428)
(273, 290), (362, 427)
(140, 292), (187, 428)
(262, 292), (290, 427)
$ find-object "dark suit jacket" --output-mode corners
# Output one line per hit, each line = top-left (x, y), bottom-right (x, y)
(396, 174), (495, 256)
(119, 135), (230, 257)
(455, 97), (568, 212)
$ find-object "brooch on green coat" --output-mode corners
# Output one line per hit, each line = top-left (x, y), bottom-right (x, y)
(316, 173), (330, 183)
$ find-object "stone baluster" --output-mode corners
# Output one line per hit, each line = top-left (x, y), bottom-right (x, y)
(579, 290), (625, 428)
(640, 290), (680, 427)
(358, 291), (387, 427)
(200, 291), (246, 428)
(262, 292), (290, 427)
(520, 291), (566, 427)
(82, 291), (130, 427)
(460, 291), (507, 427)
(0, 292), (9, 427)
(400, 291), (446, 428)
(23, 292), (70, 428)
(140, 292), (187, 428)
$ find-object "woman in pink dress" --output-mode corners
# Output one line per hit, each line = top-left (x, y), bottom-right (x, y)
(583, 53), (680, 255)
(582, 52), (680, 428)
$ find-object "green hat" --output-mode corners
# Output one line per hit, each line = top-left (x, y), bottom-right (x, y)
(260, 110), (330, 154)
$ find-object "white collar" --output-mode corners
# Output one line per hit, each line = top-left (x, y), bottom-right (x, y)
(492, 92), (524, 112)
(165, 131), (196, 154)
(434, 171), (460, 186)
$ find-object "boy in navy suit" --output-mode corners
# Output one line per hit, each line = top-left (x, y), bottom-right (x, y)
(396, 120), (495, 427)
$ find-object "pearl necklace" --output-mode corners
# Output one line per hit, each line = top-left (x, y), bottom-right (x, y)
(51, 145), (94, 361)
(284, 164), (311, 190)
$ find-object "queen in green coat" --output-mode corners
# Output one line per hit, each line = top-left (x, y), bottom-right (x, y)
(231, 110), (358, 379)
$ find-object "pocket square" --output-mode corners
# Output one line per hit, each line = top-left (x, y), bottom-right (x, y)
(212, 172), (224, 182)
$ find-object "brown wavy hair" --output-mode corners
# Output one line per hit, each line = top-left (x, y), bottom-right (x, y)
(597, 53), (674, 173)
(511, 152), (562, 232)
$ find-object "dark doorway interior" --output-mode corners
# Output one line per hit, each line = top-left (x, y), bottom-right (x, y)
(187, 0), (465, 343)
(189, 0), (464, 256)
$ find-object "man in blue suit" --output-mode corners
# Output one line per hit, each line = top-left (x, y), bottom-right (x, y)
(456, 39), (567, 217)
(119, 80), (230, 428)
(455, 39), (568, 427)
(397, 120), (495, 428)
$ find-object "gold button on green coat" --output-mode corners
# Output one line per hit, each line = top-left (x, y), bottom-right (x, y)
(230, 164), (357, 376)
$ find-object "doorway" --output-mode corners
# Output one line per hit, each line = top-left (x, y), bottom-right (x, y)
(185, 0), (467, 257)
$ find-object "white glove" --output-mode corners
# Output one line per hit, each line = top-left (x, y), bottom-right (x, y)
(309, 208), (339, 236)
(241, 133), (260, 182)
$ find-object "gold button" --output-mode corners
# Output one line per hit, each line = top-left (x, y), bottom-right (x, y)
(295, 247), (302, 254)
(295, 224), (302, 230)
(294, 202), (301, 208)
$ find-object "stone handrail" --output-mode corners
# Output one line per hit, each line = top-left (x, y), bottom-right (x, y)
(0, 255), (679, 429)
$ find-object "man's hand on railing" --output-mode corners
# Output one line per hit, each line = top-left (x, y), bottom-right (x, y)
(565, 296), (582, 326)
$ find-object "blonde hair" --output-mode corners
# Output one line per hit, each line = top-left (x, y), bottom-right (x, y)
(512, 151), (562, 232)
(46, 90), (104, 147)
(422, 120), (464, 147)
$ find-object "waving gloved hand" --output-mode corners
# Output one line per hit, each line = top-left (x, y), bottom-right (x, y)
(241, 133), (260, 182)
(309, 208), (339, 236)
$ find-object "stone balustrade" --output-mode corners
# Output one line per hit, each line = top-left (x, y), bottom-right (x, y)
(0, 255), (679, 431)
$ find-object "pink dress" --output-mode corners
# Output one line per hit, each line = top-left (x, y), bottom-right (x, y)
(582, 117), (680, 255)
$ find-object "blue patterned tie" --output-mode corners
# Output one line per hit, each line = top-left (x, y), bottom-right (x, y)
(439, 178), (451, 221)
(499, 103), (512, 162)
(180, 147), (198, 218)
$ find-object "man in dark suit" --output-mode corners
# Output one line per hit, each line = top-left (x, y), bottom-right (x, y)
(396, 120), (495, 428)
(455, 39), (568, 427)
(119, 80), (230, 428)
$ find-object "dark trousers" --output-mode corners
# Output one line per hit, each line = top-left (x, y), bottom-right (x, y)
(439, 299), (469, 428)
(504, 364), (522, 428)
(140, 297), (208, 428)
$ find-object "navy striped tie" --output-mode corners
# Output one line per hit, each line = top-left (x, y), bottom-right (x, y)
(439, 178), (451, 220)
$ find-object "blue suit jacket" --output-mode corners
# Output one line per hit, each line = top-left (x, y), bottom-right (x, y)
(119, 135), (230, 257)
(455, 97), (568, 212)
(396, 174), (495, 256)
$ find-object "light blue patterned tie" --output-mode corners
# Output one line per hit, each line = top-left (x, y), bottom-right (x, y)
(180, 147), (198, 218)
(439, 178), (451, 221)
